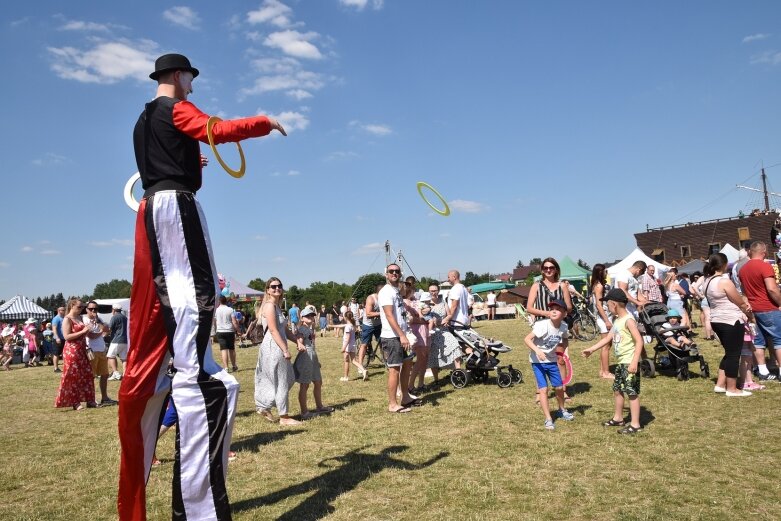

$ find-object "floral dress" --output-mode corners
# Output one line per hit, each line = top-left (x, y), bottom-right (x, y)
(254, 305), (295, 415)
(54, 319), (95, 408)
(427, 299), (463, 369)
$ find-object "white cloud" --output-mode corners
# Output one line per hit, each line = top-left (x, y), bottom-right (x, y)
(339, 0), (384, 10)
(59, 20), (112, 32)
(271, 256), (286, 262)
(743, 33), (771, 43)
(287, 170), (300, 176)
(449, 200), (490, 213)
(89, 239), (132, 247)
(264, 30), (322, 59)
(350, 120), (392, 136)
(270, 169), (300, 177)
(10, 17), (29, 27)
(47, 40), (157, 83)
(263, 110), (310, 132)
(0, 261), (9, 268)
(40, 250), (61, 256)
(21, 246), (33, 253)
(750, 50), (781, 65)
(254, 235), (268, 240)
(248, 0), (294, 28)
(163, 6), (201, 30)
(324, 150), (359, 161)
(240, 57), (326, 99)
(31, 153), (69, 167)
(440, 232), (451, 238)
(352, 242), (385, 255)
(287, 89), (313, 100)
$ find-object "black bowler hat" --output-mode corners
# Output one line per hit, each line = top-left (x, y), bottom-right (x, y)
(149, 53), (200, 80)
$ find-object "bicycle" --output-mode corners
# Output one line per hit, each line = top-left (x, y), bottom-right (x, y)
(569, 297), (599, 342)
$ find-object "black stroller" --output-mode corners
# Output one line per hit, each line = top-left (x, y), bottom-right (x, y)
(447, 320), (522, 389)
(638, 302), (710, 381)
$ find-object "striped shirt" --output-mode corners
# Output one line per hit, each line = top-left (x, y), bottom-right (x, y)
(533, 281), (564, 322)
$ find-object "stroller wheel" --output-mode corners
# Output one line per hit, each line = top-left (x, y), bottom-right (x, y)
(510, 367), (523, 384)
(451, 369), (469, 389)
(497, 371), (513, 388)
(640, 359), (655, 378)
(676, 362), (689, 381)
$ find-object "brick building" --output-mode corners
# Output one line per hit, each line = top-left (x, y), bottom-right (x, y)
(634, 211), (779, 266)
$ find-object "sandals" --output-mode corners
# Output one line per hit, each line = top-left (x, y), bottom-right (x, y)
(314, 406), (334, 414)
(603, 419), (625, 427)
(257, 409), (276, 423)
(617, 425), (643, 435)
(401, 398), (423, 408)
(388, 406), (411, 413)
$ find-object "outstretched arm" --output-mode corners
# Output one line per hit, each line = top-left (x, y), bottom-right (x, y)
(172, 101), (287, 144)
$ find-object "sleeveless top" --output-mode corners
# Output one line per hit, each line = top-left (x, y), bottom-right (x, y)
(704, 274), (743, 326)
(361, 293), (381, 327)
(534, 280), (564, 322)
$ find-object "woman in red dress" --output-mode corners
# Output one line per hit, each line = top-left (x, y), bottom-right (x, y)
(54, 299), (96, 410)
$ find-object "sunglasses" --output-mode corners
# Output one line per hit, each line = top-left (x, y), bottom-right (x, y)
(268, 284), (283, 290)
(86, 307), (98, 311)
(387, 269), (401, 275)
(542, 266), (556, 271)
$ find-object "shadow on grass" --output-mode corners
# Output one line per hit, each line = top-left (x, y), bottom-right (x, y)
(567, 381), (592, 396)
(329, 397), (367, 411)
(231, 445), (449, 519)
(420, 388), (454, 407)
(639, 406), (655, 426)
(232, 429), (306, 453)
(568, 404), (592, 416)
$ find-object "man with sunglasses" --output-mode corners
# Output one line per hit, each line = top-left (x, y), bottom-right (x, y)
(84, 301), (117, 406)
(378, 264), (416, 413)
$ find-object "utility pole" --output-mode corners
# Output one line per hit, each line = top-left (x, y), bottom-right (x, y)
(762, 167), (770, 212)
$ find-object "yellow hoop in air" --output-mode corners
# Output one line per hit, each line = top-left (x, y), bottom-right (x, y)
(416, 181), (450, 216)
(206, 116), (246, 178)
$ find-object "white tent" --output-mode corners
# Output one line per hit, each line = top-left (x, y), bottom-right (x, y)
(0, 295), (52, 321)
(720, 243), (740, 264)
(607, 247), (672, 277)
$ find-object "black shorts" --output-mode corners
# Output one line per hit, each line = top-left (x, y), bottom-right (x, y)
(54, 340), (64, 357)
(216, 332), (236, 350)
(487, 304), (497, 309)
(380, 337), (404, 367)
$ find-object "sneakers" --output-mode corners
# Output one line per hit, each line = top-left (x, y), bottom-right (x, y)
(557, 409), (575, 421)
(108, 372), (122, 381)
(742, 381), (766, 391)
(544, 419), (555, 430)
(726, 390), (752, 397)
(228, 451), (237, 461)
(54, 368), (62, 373)
(339, 377), (349, 382)
(713, 386), (727, 393)
(757, 372), (777, 381)
(618, 425), (643, 435)
(100, 397), (118, 406)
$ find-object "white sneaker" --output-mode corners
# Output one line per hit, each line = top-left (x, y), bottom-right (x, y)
(725, 390), (752, 397)
(108, 372), (122, 381)
(339, 377), (349, 382)
(713, 386), (726, 393)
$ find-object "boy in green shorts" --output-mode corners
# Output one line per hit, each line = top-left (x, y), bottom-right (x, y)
(582, 288), (645, 434)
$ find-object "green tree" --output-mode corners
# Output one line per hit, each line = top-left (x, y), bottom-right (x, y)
(418, 276), (440, 291)
(577, 259), (592, 271)
(352, 273), (386, 302)
(516, 259), (525, 268)
(248, 278), (266, 292)
(92, 279), (132, 299)
(529, 257), (543, 266)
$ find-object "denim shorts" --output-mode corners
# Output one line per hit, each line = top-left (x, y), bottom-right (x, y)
(360, 323), (381, 346)
(752, 310), (781, 350)
(531, 362), (563, 389)
(380, 336), (405, 367)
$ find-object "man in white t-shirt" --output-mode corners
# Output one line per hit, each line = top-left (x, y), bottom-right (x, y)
(378, 263), (416, 413)
(443, 270), (470, 327)
(84, 301), (117, 406)
(214, 295), (240, 372)
(614, 261), (647, 318)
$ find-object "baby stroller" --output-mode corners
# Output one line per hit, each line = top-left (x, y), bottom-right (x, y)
(638, 302), (710, 381)
(446, 320), (522, 389)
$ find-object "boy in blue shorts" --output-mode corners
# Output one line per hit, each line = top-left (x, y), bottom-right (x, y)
(524, 299), (575, 430)
(582, 288), (645, 435)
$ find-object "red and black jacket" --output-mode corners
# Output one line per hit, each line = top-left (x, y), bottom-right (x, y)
(133, 97), (272, 196)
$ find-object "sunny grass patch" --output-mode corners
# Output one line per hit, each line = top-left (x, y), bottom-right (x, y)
(1, 318), (779, 520)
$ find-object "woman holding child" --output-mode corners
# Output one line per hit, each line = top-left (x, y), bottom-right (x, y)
(54, 299), (97, 410)
(703, 253), (753, 397)
(427, 283), (463, 385)
(254, 277), (302, 425)
(402, 280), (430, 394)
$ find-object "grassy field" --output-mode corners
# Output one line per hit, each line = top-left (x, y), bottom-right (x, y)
(1, 317), (779, 521)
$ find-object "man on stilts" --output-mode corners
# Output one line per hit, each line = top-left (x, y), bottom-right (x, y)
(118, 53), (287, 521)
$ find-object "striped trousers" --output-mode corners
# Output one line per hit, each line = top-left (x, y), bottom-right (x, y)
(118, 191), (239, 521)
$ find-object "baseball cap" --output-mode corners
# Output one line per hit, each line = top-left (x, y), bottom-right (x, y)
(666, 309), (681, 318)
(600, 288), (628, 304)
(300, 307), (316, 317)
(548, 299), (567, 310)
(112, 303), (123, 310)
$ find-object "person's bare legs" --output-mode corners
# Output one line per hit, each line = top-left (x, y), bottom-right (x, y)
(313, 381), (325, 410)
(229, 349), (237, 370)
(538, 385), (552, 421)
(599, 334), (612, 378)
(387, 366), (402, 411)
(298, 383), (310, 415)
(627, 395), (641, 429)
(612, 391), (625, 423)
(220, 348), (230, 370)
(358, 342), (368, 367)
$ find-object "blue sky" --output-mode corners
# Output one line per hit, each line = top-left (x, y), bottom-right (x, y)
(3, 1), (781, 299)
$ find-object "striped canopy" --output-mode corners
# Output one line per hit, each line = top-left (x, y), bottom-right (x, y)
(0, 295), (52, 321)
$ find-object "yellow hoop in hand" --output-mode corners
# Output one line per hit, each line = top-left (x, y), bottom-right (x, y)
(124, 172), (141, 212)
(206, 116), (246, 178)
(416, 181), (450, 216)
